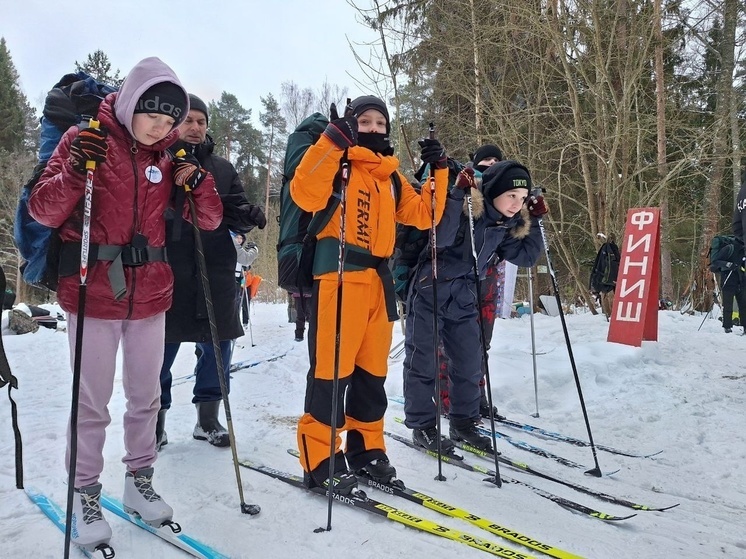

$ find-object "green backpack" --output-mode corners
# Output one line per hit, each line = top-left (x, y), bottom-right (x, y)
(276, 113), (342, 295)
(277, 112), (404, 296)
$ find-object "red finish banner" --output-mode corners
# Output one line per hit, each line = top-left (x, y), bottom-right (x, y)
(607, 208), (661, 346)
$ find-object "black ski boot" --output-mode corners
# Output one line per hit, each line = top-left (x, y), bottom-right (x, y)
(479, 402), (505, 421)
(356, 458), (397, 484)
(155, 409), (168, 451)
(449, 420), (493, 451)
(412, 426), (455, 453)
(193, 401), (230, 447)
(304, 456), (358, 496)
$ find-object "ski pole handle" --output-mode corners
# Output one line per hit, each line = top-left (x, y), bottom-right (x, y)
(174, 149), (195, 193)
(85, 119), (100, 171)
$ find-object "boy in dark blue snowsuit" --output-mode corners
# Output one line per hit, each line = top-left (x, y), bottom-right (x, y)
(403, 161), (546, 451)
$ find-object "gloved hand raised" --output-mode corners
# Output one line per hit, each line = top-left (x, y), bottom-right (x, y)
(418, 138), (447, 169)
(172, 153), (206, 190)
(249, 205), (267, 229)
(323, 115), (358, 149)
(454, 167), (476, 190)
(69, 127), (108, 174)
(527, 195), (548, 217)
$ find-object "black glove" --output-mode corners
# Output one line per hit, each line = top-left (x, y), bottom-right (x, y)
(249, 205), (267, 229)
(454, 167), (476, 190)
(418, 138), (447, 169)
(527, 195), (548, 217)
(323, 115), (358, 149)
(69, 127), (108, 174)
(172, 153), (206, 190)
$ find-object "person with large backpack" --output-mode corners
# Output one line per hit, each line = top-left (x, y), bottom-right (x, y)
(293, 95), (449, 495)
(27, 57), (222, 552)
(403, 161), (546, 453)
(589, 233), (620, 318)
(709, 234), (746, 333)
(156, 94), (266, 451)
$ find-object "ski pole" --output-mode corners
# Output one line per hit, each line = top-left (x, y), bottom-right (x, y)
(428, 123), (446, 482)
(0, 265), (22, 490)
(535, 201), (603, 477)
(64, 119), (99, 559)
(319, 154), (351, 533)
(463, 173), (502, 488)
(527, 267), (540, 418)
(175, 149), (260, 515)
(699, 272), (724, 331)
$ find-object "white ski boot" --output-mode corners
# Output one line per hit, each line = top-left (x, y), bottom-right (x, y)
(123, 467), (173, 527)
(71, 483), (112, 551)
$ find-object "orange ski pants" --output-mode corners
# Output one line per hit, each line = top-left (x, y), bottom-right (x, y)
(297, 271), (392, 475)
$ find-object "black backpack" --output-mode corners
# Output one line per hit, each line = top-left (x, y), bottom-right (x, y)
(709, 235), (743, 273)
(589, 241), (620, 293)
(14, 71), (117, 291)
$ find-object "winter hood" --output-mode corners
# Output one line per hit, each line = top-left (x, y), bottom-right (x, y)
(114, 57), (189, 139)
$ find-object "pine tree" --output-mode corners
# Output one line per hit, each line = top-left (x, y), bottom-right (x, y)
(74, 49), (123, 87)
(259, 93), (287, 203)
(0, 38), (32, 153)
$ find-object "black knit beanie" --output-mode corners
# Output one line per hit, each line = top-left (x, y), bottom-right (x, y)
(472, 144), (503, 166)
(134, 82), (188, 121)
(188, 93), (209, 125)
(348, 95), (390, 134)
(481, 162), (531, 201)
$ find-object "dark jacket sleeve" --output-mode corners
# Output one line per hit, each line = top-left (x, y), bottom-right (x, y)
(733, 196), (745, 242)
(435, 188), (466, 248)
(497, 217), (544, 269)
(219, 162), (260, 233)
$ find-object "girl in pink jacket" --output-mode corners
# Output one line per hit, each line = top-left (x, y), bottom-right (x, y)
(29, 56), (222, 552)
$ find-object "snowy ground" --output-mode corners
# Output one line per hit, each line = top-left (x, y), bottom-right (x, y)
(0, 301), (745, 558)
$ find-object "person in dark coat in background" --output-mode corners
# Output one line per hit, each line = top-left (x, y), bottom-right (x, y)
(589, 233), (620, 319)
(157, 94), (266, 450)
(712, 247), (746, 334)
(730, 170), (746, 332)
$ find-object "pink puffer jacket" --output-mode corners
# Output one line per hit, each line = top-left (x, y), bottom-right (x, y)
(29, 92), (222, 320)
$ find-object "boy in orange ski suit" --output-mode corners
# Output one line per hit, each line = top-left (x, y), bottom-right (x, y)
(292, 95), (448, 492)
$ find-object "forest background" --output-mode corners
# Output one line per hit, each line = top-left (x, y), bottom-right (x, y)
(1, 0), (745, 314)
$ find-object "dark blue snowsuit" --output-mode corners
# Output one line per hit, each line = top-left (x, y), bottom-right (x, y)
(403, 185), (543, 429)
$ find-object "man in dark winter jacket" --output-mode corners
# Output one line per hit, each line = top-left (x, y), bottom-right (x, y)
(710, 240), (746, 334)
(157, 94), (266, 449)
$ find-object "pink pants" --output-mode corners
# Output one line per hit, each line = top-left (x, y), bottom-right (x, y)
(65, 313), (165, 487)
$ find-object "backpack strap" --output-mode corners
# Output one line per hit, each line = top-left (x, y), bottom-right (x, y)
(58, 241), (168, 301)
(0, 266), (24, 489)
(314, 239), (398, 321)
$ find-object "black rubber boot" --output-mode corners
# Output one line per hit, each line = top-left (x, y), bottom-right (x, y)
(155, 409), (168, 451)
(193, 401), (230, 447)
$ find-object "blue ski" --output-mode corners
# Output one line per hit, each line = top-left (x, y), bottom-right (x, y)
(25, 487), (114, 558)
(99, 493), (230, 559)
